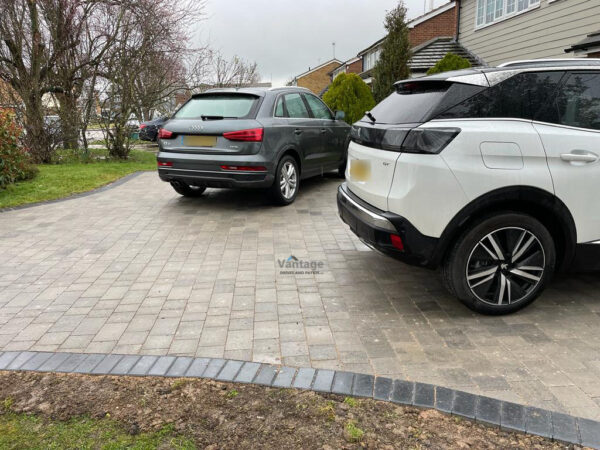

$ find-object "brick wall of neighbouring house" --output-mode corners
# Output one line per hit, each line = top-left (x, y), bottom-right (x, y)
(409, 7), (457, 47)
(296, 62), (341, 94)
(347, 59), (363, 74)
(588, 51), (600, 58)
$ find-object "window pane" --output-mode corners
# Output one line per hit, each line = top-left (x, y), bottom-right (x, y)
(486, 0), (495, 22)
(551, 73), (600, 130)
(506, 0), (515, 13)
(175, 94), (257, 119)
(275, 97), (285, 117)
(517, 0), (528, 11)
(304, 94), (333, 120)
(284, 93), (310, 119)
(495, 0), (504, 18)
(438, 72), (564, 120)
(477, 0), (485, 25)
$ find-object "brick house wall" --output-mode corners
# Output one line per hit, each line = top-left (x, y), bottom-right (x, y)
(409, 6), (457, 47)
(589, 51), (600, 58)
(296, 61), (342, 94)
(347, 59), (363, 74)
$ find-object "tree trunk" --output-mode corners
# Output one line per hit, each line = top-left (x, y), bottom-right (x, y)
(24, 93), (52, 164)
(57, 92), (80, 150)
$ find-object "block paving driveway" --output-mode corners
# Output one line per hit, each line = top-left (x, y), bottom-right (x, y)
(2, 172), (600, 420)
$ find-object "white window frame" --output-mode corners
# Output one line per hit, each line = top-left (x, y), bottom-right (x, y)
(475, 0), (540, 29)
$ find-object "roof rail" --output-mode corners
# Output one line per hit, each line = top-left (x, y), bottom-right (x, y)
(498, 58), (600, 68)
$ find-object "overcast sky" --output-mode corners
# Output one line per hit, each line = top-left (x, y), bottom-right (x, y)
(193, 0), (450, 87)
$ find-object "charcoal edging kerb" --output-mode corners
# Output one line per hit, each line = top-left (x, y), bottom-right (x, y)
(0, 350), (597, 448)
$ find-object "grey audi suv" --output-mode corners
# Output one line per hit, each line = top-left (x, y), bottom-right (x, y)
(156, 86), (351, 205)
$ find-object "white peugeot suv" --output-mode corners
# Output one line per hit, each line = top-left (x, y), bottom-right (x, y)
(337, 59), (600, 315)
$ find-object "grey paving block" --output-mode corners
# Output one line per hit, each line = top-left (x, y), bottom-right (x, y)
(374, 377), (393, 401)
(110, 355), (141, 375)
(352, 374), (374, 398)
(165, 357), (193, 377)
(37, 352), (71, 372)
(501, 401), (525, 432)
(313, 369), (335, 393)
(129, 355), (159, 376)
(234, 362), (261, 383)
(292, 367), (316, 389)
(435, 386), (454, 414)
(185, 358), (210, 377)
(19, 352), (53, 371)
(578, 418), (600, 448)
(524, 406), (552, 439)
(91, 354), (123, 374)
(55, 353), (88, 372)
(414, 382), (435, 408)
(552, 412), (580, 444)
(6, 352), (36, 370)
(216, 360), (243, 381)
(202, 358), (226, 379)
(475, 395), (501, 425)
(0, 352), (19, 370)
(331, 371), (354, 395)
(452, 391), (477, 419)
(272, 366), (296, 388)
(73, 354), (105, 373)
(391, 379), (414, 405)
(254, 364), (279, 386)
(148, 356), (176, 376)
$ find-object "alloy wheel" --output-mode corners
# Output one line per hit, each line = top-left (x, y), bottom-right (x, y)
(465, 227), (545, 306)
(280, 161), (297, 200)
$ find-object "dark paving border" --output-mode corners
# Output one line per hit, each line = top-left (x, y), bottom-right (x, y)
(0, 171), (148, 213)
(0, 351), (598, 447)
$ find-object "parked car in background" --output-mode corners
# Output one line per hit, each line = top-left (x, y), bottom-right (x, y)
(157, 87), (351, 205)
(338, 59), (600, 315)
(139, 116), (168, 142)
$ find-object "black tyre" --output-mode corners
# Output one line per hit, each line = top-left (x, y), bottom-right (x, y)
(443, 213), (555, 315)
(270, 155), (299, 205)
(170, 180), (206, 197)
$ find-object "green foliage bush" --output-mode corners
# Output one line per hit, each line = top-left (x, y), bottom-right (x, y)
(0, 110), (37, 189)
(323, 73), (375, 125)
(426, 52), (472, 75)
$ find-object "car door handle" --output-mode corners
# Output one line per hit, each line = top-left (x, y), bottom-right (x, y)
(560, 152), (598, 163)
(294, 129), (303, 135)
(320, 128), (327, 134)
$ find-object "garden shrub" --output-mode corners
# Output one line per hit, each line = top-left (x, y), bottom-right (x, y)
(323, 73), (376, 125)
(0, 109), (37, 189)
(427, 52), (472, 75)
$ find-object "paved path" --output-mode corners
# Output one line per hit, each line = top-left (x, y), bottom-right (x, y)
(2, 172), (600, 419)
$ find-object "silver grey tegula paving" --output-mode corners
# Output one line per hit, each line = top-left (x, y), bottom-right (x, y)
(3, 173), (600, 421)
(0, 350), (598, 448)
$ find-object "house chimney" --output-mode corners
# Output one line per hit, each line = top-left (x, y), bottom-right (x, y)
(426, 0), (434, 12)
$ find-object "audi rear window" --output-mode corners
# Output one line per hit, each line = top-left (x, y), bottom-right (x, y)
(364, 81), (451, 124)
(175, 94), (259, 119)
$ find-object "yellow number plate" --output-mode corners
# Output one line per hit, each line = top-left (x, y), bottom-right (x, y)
(350, 159), (370, 181)
(183, 135), (217, 147)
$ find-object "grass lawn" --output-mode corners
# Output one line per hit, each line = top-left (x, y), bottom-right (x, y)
(0, 149), (156, 209)
(0, 412), (194, 449)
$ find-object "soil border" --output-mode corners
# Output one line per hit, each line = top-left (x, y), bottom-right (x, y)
(0, 350), (598, 448)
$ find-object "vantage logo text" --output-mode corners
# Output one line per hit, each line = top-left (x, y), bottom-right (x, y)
(277, 255), (325, 275)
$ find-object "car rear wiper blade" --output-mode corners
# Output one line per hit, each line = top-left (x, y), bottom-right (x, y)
(200, 115), (238, 121)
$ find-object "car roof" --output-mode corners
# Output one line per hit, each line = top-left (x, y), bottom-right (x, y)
(395, 59), (600, 88)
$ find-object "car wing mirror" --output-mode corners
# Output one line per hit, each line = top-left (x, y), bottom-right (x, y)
(334, 110), (345, 121)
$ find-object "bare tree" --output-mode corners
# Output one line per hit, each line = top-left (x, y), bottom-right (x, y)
(193, 49), (261, 90)
(0, 0), (82, 162)
(97, 0), (204, 158)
